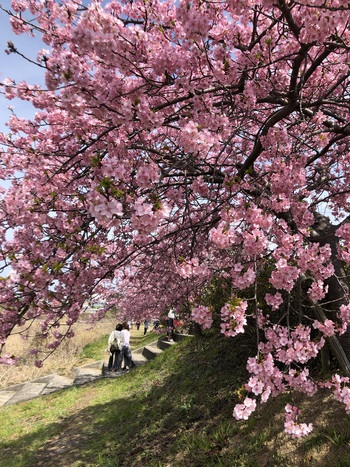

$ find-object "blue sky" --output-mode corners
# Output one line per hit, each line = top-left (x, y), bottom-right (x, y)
(0, 4), (46, 132)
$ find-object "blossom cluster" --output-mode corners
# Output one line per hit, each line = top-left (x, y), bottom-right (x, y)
(191, 305), (213, 329)
(136, 163), (160, 189)
(209, 222), (240, 249)
(230, 264), (256, 290)
(131, 197), (170, 237)
(260, 325), (324, 365)
(269, 259), (300, 292)
(0, 353), (18, 365)
(245, 353), (284, 401)
(338, 304), (350, 334)
(322, 375), (350, 414)
(284, 404), (313, 439)
(233, 397), (257, 421)
(265, 292), (283, 311)
(220, 300), (248, 337)
(176, 257), (209, 280)
(88, 192), (123, 227)
(312, 319), (337, 337)
(335, 222), (350, 261)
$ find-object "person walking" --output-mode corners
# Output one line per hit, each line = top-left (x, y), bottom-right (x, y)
(143, 320), (150, 335)
(107, 323), (123, 372)
(167, 308), (175, 341)
(117, 322), (133, 372)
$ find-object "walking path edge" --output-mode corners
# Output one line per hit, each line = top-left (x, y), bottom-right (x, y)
(0, 333), (191, 407)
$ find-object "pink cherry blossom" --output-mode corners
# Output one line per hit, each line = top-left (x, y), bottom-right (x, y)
(269, 259), (300, 292)
(233, 397), (257, 420)
(1, 0), (350, 438)
(284, 404), (313, 439)
(265, 292), (283, 311)
(191, 305), (213, 329)
(220, 300), (248, 337)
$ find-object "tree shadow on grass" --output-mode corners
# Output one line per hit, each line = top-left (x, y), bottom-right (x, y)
(1, 375), (199, 466)
(0, 335), (243, 466)
(2, 334), (350, 467)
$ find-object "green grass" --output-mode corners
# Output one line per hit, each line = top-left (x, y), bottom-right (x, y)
(1, 331), (350, 466)
(81, 329), (160, 360)
(130, 329), (162, 349)
(80, 334), (110, 359)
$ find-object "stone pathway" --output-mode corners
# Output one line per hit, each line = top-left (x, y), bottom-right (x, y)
(0, 336), (184, 407)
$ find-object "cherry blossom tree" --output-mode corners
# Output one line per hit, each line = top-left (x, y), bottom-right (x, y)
(1, 0), (350, 436)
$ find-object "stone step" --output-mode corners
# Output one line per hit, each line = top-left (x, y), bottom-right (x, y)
(142, 344), (164, 360)
(0, 389), (17, 406)
(158, 338), (175, 351)
(173, 332), (193, 342)
(132, 351), (149, 366)
(0, 334), (191, 406)
(41, 374), (75, 395)
(3, 381), (47, 405)
(72, 362), (104, 384)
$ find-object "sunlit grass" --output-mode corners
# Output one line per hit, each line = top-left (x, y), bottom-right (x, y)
(1, 331), (350, 466)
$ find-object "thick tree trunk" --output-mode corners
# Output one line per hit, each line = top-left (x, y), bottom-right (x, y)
(310, 213), (350, 374)
(320, 344), (330, 372)
(313, 303), (350, 375)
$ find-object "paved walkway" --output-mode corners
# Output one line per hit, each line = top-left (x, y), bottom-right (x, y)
(0, 338), (175, 407)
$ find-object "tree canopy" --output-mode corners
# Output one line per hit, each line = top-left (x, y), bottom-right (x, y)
(2, 0), (350, 436)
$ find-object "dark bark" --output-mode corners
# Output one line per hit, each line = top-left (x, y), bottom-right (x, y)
(310, 213), (350, 373)
(188, 322), (203, 336)
(313, 303), (350, 375)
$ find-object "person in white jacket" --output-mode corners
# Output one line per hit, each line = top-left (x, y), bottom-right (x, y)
(107, 323), (123, 372)
(117, 322), (133, 371)
(167, 308), (175, 341)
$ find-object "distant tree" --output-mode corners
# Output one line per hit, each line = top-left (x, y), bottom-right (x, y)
(2, 0), (350, 436)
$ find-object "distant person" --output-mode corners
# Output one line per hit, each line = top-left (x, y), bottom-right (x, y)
(107, 323), (123, 372)
(118, 322), (133, 371)
(144, 320), (150, 335)
(136, 321), (141, 330)
(167, 308), (175, 341)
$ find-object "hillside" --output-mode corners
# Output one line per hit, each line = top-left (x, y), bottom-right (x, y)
(1, 331), (350, 466)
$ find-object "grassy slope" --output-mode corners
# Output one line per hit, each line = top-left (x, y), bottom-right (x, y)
(1, 331), (350, 466)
